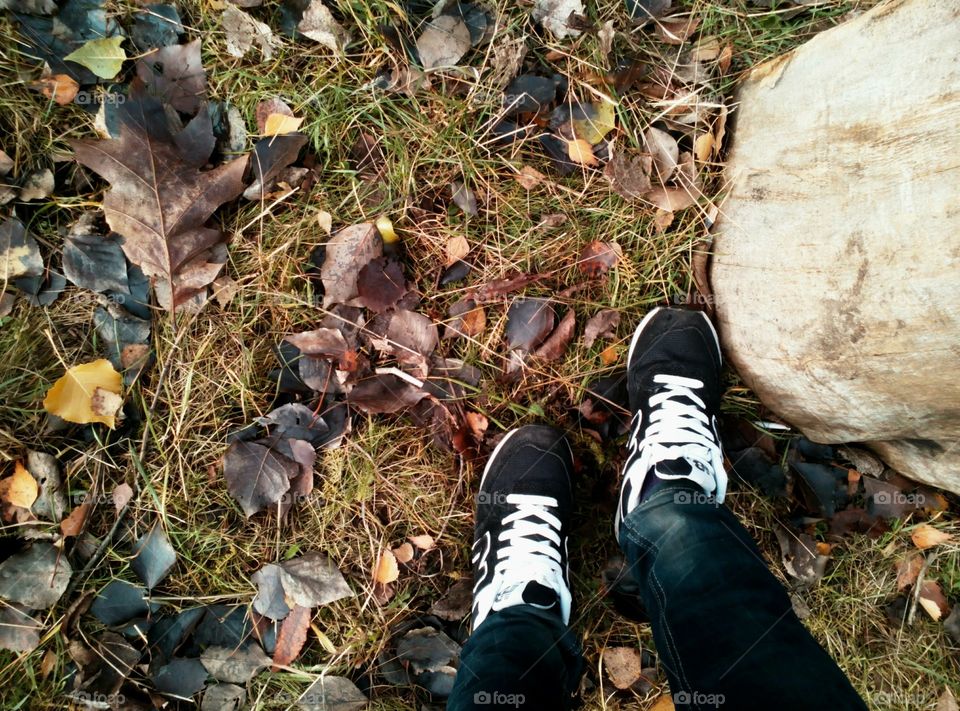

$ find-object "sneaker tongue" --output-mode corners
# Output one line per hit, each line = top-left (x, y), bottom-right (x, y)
(522, 581), (560, 611)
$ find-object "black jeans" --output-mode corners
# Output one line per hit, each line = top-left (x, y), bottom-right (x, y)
(448, 484), (868, 711)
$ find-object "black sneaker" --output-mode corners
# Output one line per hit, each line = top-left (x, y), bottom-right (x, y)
(615, 307), (727, 538)
(471, 425), (574, 629)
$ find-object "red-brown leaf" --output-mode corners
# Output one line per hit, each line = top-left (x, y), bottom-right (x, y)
(272, 604), (311, 670)
(579, 241), (622, 277)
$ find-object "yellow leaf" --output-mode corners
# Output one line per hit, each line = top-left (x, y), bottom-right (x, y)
(599, 344), (619, 366)
(566, 139), (598, 166)
(316, 210), (333, 235)
(694, 132), (715, 162)
(263, 112), (304, 136)
(911, 523), (953, 550)
(376, 215), (399, 244)
(374, 549), (399, 584)
(63, 37), (126, 80)
(43, 359), (122, 428)
(3, 462), (38, 509)
(572, 100), (617, 145)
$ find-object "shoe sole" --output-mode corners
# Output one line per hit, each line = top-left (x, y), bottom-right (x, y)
(626, 306), (722, 369)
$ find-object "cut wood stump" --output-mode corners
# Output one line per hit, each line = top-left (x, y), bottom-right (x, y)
(710, 0), (960, 492)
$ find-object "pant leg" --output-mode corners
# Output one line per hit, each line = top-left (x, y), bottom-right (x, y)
(448, 606), (583, 710)
(619, 483), (868, 711)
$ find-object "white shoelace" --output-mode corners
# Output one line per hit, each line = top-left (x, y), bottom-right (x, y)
(473, 493), (571, 627)
(622, 373), (727, 514)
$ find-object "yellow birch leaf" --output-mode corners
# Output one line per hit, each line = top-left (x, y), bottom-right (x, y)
(5, 462), (39, 509)
(63, 37), (127, 80)
(263, 112), (304, 136)
(567, 139), (598, 166)
(572, 101), (617, 145)
(43, 359), (122, 428)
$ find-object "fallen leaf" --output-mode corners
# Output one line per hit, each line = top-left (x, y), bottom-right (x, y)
(202, 683), (246, 711)
(445, 236), (470, 266)
(43, 359), (122, 428)
(0, 218), (44, 280)
(655, 16), (700, 45)
(0, 543), (71, 609)
(774, 526), (829, 587)
(222, 440), (296, 517)
(0, 604), (42, 653)
(532, 0), (584, 39)
(212, 276), (239, 307)
(357, 258), (406, 313)
(60, 502), (90, 537)
(2, 462), (38, 510)
(937, 687), (959, 711)
(244, 133), (308, 200)
(534, 309), (576, 361)
(409, 534), (435, 550)
(17, 168), (54, 202)
(112, 482), (134, 512)
(347, 373), (429, 414)
(27, 451), (65, 522)
(572, 101), (617, 145)
(252, 564), (290, 621)
(430, 578), (472, 621)
(604, 150), (652, 200)
(392, 542), (414, 564)
(264, 113), (304, 136)
(374, 549), (399, 584)
(645, 186), (698, 212)
(650, 694), (675, 711)
(694, 132), (715, 162)
(272, 604), (311, 670)
(473, 271), (542, 302)
(584, 309), (620, 348)
(599, 344), (619, 365)
(450, 182), (478, 216)
(321, 223), (382, 308)
(566, 138), (598, 166)
(919, 580), (950, 621)
(62, 229), (128, 294)
(911, 523), (953, 550)
(64, 36), (126, 79)
(31, 73), (79, 105)
(153, 656), (208, 698)
(135, 40), (207, 114)
(90, 387), (122, 419)
(416, 15), (471, 70)
(644, 126), (679, 182)
(604, 646), (643, 689)
(379, 310), (439, 361)
(201, 644), (270, 684)
(131, 525), (177, 589)
(70, 96), (248, 309)
(718, 43), (733, 74)
(514, 165), (545, 190)
(579, 241), (622, 277)
(505, 299), (556, 351)
(298, 676), (367, 711)
(895, 553), (923, 591)
(222, 5), (278, 60)
(131, 3), (184, 51)
(297, 0), (350, 53)
(279, 552), (354, 607)
(284, 329), (348, 358)
(255, 97), (294, 134)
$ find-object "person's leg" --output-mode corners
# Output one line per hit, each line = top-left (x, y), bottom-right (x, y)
(615, 307), (867, 711)
(448, 425), (583, 710)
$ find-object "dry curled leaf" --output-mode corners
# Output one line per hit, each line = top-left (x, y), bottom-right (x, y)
(579, 241), (622, 277)
(392, 542), (415, 565)
(604, 647), (643, 689)
(534, 309), (576, 361)
(583, 309), (620, 349)
(374, 549), (400, 584)
(912, 524), (953, 550)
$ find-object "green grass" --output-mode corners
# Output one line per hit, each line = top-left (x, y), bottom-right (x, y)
(5, 0), (958, 709)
